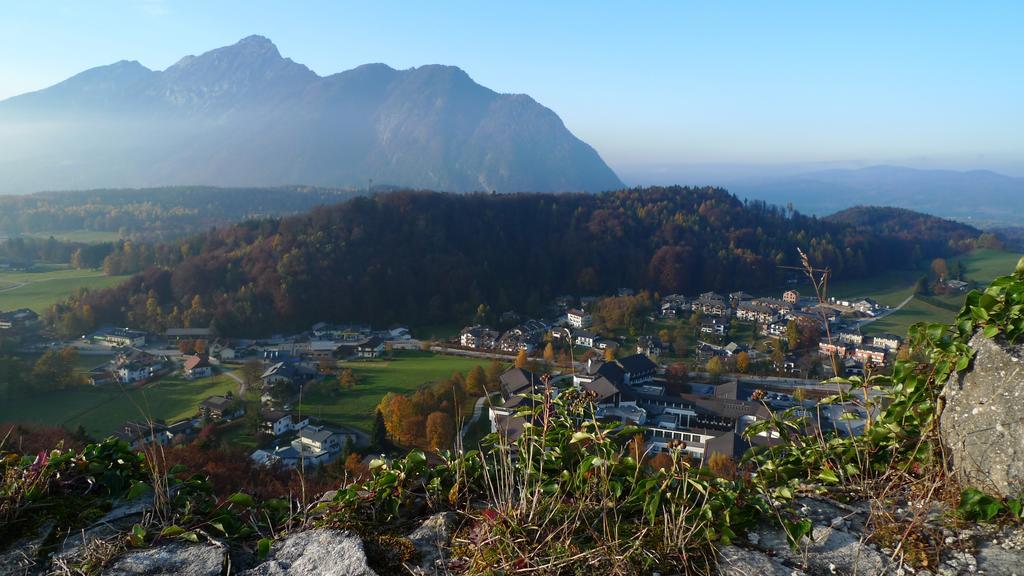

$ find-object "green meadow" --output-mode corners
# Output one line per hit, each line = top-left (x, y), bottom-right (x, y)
(0, 267), (128, 313)
(0, 373), (240, 438)
(303, 352), (496, 432)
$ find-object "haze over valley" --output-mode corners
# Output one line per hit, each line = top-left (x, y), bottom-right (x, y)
(2, 5), (1024, 575)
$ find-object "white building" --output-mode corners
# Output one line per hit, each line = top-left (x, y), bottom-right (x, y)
(566, 308), (593, 329)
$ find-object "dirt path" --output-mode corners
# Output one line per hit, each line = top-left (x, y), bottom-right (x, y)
(0, 272), (108, 294)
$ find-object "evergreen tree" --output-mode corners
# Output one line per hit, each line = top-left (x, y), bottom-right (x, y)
(370, 409), (388, 452)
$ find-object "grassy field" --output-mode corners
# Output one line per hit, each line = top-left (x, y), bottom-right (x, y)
(18, 230), (123, 243)
(17, 352), (114, 374)
(959, 249), (1023, 283)
(303, 352), (496, 432)
(0, 267), (128, 312)
(0, 372), (240, 437)
(832, 249), (1024, 335)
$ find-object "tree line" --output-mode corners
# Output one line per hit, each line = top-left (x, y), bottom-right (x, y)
(376, 361), (503, 451)
(0, 185), (361, 243)
(49, 187), (983, 337)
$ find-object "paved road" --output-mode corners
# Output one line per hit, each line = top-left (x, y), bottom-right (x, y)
(460, 396), (489, 441)
(850, 293), (915, 329)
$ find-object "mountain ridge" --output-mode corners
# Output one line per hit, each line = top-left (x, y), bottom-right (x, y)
(0, 36), (623, 194)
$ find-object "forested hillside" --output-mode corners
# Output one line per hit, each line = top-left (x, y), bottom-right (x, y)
(51, 187), (980, 336)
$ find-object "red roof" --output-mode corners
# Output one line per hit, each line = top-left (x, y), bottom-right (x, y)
(184, 355), (211, 371)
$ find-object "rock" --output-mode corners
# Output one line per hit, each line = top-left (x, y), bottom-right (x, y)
(757, 524), (892, 575)
(717, 545), (803, 576)
(940, 332), (1024, 498)
(406, 512), (456, 574)
(55, 496), (153, 562)
(975, 540), (1024, 576)
(239, 529), (377, 576)
(103, 543), (225, 576)
(0, 522), (52, 576)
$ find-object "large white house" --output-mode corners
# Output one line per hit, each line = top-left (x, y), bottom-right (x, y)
(566, 308), (593, 329)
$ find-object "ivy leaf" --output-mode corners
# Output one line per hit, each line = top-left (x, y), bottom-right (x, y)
(983, 324), (1001, 339)
(227, 492), (255, 508)
(160, 525), (186, 538)
(817, 469), (839, 484)
(127, 480), (151, 500)
(257, 538), (272, 561)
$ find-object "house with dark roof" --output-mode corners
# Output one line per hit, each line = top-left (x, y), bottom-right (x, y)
(113, 350), (166, 384)
(692, 292), (729, 317)
(490, 368), (547, 442)
(729, 291), (755, 307)
(735, 302), (779, 324)
(113, 421), (170, 450)
(267, 425), (354, 468)
(303, 341), (342, 362)
(617, 353), (657, 386)
(0, 308), (39, 331)
(260, 360), (315, 389)
(660, 295), (688, 318)
(700, 317), (730, 336)
(637, 335), (664, 358)
(95, 327), (148, 348)
(574, 331), (598, 348)
(573, 358), (625, 387)
(260, 410), (310, 437)
(199, 393), (243, 421)
(165, 327), (212, 341)
(356, 336), (385, 358)
(459, 326), (500, 350)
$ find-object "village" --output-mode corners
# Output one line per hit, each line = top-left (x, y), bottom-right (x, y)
(454, 287), (907, 463)
(0, 279), (916, 469)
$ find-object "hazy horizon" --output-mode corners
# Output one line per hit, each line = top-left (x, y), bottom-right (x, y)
(3, 1), (1022, 182)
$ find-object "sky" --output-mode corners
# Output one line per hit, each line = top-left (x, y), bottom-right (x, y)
(2, 1), (1022, 180)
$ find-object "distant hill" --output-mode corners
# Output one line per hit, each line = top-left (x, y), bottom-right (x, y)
(52, 188), (979, 336)
(728, 165), (1024, 226)
(0, 36), (622, 195)
(826, 205), (980, 242)
(0, 186), (362, 242)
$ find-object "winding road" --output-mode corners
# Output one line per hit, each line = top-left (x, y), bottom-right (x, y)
(850, 293), (915, 330)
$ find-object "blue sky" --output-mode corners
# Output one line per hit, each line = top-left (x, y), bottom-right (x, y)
(3, 1), (1022, 178)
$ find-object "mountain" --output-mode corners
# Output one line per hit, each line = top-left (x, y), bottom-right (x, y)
(51, 188), (979, 337)
(0, 36), (622, 194)
(727, 165), (1024, 226)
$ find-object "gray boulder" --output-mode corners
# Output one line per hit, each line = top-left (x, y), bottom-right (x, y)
(717, 545), (803, 576)
(239, 529), (377, 576)
(406, 512), (456, 574)
(103, 543), (225, 576)
(941, 331), (1024, 498)
(753, 523), (890, 575)
(0, 522), (52, 576)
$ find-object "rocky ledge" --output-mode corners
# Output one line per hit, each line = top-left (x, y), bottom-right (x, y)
(718, 497), (1024, 576)
(941, 332), (1024, 499)
(0, 507), (453, 576)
